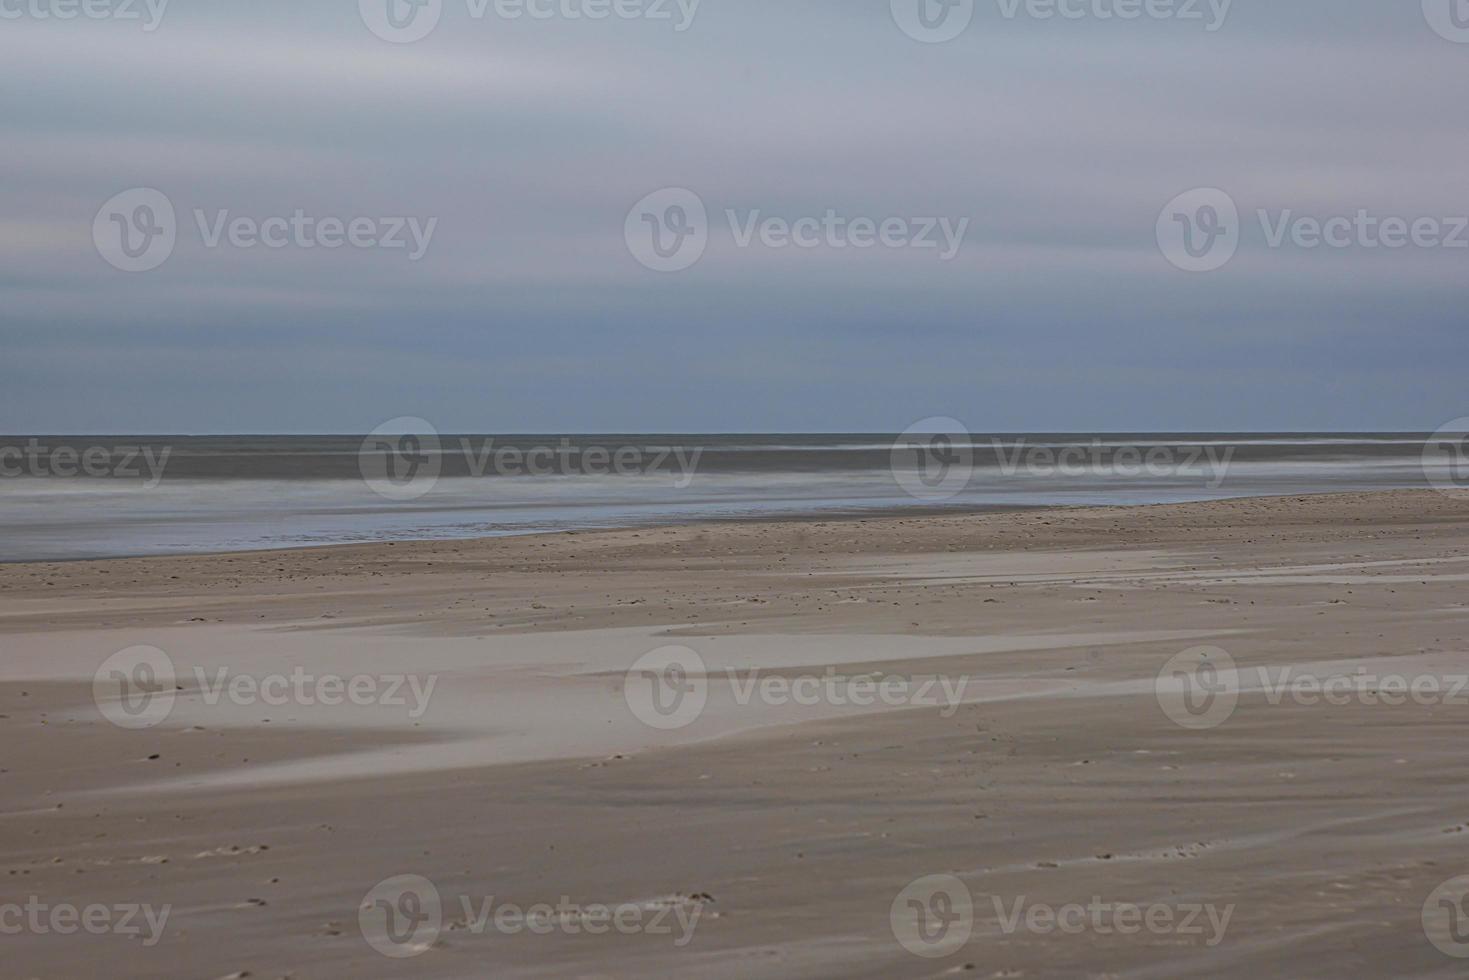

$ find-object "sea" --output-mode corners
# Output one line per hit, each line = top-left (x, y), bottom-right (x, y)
(0, 433), (1460, 561)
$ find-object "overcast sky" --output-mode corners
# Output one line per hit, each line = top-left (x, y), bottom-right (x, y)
(2, 0), (1466, 433)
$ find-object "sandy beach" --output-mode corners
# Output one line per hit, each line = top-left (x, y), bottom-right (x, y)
(4, 489), (1469, 978)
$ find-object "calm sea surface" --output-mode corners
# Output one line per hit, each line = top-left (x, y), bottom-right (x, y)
(0, 433), (1455, 561)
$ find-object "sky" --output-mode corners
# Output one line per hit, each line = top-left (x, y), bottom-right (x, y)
(2, 0), (1466, 433)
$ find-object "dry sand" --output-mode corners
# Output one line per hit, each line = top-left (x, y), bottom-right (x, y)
(4, 490), (1469, 978)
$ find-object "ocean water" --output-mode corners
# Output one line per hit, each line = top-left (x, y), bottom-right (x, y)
(0, 433), (1459, 561)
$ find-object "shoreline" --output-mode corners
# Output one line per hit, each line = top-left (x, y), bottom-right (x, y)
(0, 500), (1047, 567)
(0, 486), (1440, 568)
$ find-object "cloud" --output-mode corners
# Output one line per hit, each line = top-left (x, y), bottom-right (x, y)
(1, 0), (1464, 431)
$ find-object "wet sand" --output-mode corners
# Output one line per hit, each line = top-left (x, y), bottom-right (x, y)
(4, 490), (1469, 978)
